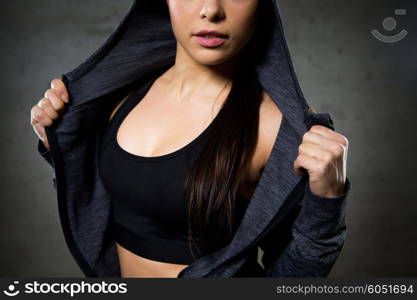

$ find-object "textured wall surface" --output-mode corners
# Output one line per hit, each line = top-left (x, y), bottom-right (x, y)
(0, 0), (416, 277)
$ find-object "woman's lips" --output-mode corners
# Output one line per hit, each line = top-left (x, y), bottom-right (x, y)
(192, 35), (227, 47)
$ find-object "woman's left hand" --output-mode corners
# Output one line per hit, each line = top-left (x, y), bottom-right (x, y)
(294, 125), (349, 198)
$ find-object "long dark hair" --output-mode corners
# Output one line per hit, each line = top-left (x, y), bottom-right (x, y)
(184, 0), (272, 259)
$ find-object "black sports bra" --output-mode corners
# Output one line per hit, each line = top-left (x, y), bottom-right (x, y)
(98, 77), (249, 265)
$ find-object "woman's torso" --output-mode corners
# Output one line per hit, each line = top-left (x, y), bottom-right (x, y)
(98, 73), (282, 278)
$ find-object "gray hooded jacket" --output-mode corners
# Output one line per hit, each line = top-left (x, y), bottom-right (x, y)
(37, 0), (352, 277)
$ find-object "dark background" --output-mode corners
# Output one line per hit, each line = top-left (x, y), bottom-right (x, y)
(0, 0), (416, 277)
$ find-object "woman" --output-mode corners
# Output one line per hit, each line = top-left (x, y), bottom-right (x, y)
(30, 0), (351, 278)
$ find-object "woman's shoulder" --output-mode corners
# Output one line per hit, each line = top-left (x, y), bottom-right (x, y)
(239, 90), (284, 190)
(257, 90), (284, 168)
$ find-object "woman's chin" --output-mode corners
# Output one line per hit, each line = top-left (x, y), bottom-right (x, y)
(190, 52), (236, 66)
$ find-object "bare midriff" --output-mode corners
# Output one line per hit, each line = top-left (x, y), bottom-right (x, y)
(115, 242), (189, 278)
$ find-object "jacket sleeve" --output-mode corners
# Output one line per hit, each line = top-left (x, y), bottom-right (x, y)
(37, 139), (57, 190)
(259, 177), (351, 277)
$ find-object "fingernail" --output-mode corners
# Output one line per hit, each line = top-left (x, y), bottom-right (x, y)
(62, 94), (69, 103)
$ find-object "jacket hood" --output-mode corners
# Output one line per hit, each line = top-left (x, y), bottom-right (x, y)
(43, 0), (339, 278)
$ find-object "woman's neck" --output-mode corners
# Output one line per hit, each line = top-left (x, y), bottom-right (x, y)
(159, 42), (241, 104)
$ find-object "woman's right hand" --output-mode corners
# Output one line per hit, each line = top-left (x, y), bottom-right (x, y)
(31, 78), (69, 150)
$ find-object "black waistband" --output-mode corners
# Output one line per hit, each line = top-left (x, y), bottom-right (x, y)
(110, 218), (198, 265)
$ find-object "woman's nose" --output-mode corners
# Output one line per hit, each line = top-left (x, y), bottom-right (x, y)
(199, 0), (225, 22)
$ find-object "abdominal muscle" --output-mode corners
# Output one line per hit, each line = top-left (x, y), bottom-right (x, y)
(115, 242), (189, 278)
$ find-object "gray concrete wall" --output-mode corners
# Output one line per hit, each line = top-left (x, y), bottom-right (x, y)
(0, 0), (416, 277)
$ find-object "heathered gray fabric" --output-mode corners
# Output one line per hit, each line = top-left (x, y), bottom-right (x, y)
(37, 0), (351, 277)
